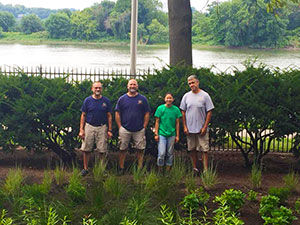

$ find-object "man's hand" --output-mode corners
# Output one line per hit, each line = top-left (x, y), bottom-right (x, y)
(154, 135), (159, 142)
(175, 136), (179, 143)
(183, 126), (189, 135)
(79, 129), (85, 140)
(107, 131), (113, 139)
(200, 127), (207, 136)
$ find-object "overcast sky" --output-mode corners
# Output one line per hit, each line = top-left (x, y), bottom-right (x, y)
(0, 0), (222, 12)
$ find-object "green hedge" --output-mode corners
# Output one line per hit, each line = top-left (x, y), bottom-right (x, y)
(0, 65), (299, 166)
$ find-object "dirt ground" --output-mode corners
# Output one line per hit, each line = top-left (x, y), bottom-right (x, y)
(0, 149), (300, 224)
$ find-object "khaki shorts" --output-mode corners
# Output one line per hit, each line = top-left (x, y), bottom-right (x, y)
(187, 132), (209, 152)
(118, 126), (146, 151)
(81, 123), (107, 153)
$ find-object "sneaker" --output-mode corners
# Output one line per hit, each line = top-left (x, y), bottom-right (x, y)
(118, 168), (125, 176)
(81, 169), (89, 177)
(193, 168), (199, 176)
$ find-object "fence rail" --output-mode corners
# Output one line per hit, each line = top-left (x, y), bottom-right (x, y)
(0, 65), (153, 81)
(0, 65), (297, 154)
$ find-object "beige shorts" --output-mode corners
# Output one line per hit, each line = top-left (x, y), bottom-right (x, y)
(81, 123), (107, 153)
(187, 132), (209, 152)
(118, 126), (146, 151)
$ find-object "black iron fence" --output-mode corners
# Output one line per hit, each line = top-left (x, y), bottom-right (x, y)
(0, 65), (152, 82)
(0, 65), (296, 154)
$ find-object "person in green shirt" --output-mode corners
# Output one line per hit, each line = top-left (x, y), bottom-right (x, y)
(154, 93), (182, 171)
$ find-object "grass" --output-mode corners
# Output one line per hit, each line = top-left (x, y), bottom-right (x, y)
(0, 159), (299, 224)
(283, 171), (299, 192)
(200, 163), (218, 190)
(250, 164), (262, 189)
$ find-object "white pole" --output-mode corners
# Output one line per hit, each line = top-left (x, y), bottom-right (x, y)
(130, 0), (138, 76)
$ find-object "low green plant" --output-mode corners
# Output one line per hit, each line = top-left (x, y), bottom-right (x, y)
(0, 209), (13, 225)
(158, 205), (176, 225)
(261, 206), (297, 225)
(214, 189), (246, 212)
(144, 171), (159, 193)
(169, 156), (187, 185)
(181, 193), (200, 211)
(120, 217), (138, 225)
(250, 164), (262, 189)
(193, 187), (210, 206)
(179, 207), (204, 225)
(54, 166), (65, 186)
(184, 172), (197, 193)
(200, 164), (218, 190)
(132, 165), (147, 185)
(93, 159), (107, 183)
(103, 175), (124, 200)
(82, 216), (98, 225)
(65, 168), (86, 203)
(247, 190), (258, 202)
(283, 171), (299, 192)
(126, 195), (149, 224)
(268, 187), (290, 204)
(259, 195), (280, 217)
(295, 198), (300, 214)
(213, 201), (244, 225)
(3, 168), (24, 196)
(41, 170), (52, 194)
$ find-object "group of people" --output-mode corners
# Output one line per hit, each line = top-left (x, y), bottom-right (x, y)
(78, 75), (214, 176)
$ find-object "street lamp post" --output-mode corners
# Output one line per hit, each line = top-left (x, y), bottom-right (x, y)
(130, 0), (138, 76)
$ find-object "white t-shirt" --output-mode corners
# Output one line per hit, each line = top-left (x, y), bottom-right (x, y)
(180, 90), (214, 133)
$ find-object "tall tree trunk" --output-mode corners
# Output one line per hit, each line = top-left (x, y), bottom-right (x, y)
(168, 0), (192, 66)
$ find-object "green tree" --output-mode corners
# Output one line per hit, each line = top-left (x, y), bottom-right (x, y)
(20, 14), (44, 34)
(147, 19), (168, 43)
(45, 12), (71, 39)
(70, 8), (98, 40)
(0, 11), (16, 32)
(91, 1), (115, 34)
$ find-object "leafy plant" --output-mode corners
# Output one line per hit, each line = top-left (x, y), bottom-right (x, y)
(283, 171), (299, 192)
(184, 172), (196, 193)
(144, 171), (159, 193)
(295, 198), (300, 214)
(261, 206), (297, 225)
(126, 195), (149, 224)
(120, 217), (138, 225)
(65, 168), (86, 203)
(3, 168), (24, 197)
(82, 216), (97, 225)
(193, 187), (210, 206)
(158, 205), (176, 225)
(247, 190), (258, 202)
(268, 187), (290, 204)
(181, 193), (200, 211)
(132, 165), (146, 185)
(213, 201), (244, 225)
(0, 209), (13, 225)
(214, 189), (246, 212)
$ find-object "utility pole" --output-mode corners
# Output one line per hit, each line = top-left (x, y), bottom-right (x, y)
(130, 0), (138, 76)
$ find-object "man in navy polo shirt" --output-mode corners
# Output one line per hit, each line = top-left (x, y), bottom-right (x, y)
(115, 79), (150, 172)
(79, 81), (112, 176)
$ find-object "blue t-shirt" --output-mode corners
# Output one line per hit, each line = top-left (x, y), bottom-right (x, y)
(115, 93), (150, 132)
(81, 96), (112, 126)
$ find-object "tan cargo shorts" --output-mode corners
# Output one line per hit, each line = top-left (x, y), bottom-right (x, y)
(81, 123), (107, 153)
(118, 126), (146, 151)
(187, 132), (209, 152)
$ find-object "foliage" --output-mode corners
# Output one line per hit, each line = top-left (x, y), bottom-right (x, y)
(20, 14), (44, 34)
(295, 198), (300, 214)
(268, 187), (291, 204)
(200, 163), (218, 190)
(103, 175), (124, 200)
(259, 195), (297, 225)
(3, 168), (24, 197)
(213, 201), (244, 225)
(65, 168), (86, 203)
(0, 209), (13, 225)
(247, 190), (258, 202)
(45, 12), (71, 39)
(92, 159), (107, 183)
(158, 205), (176, 225)
(0, 11), (16, 32)
(54, 165), (65, 186)
(214, 189), (246, 212)
(283, 171), (299, 192)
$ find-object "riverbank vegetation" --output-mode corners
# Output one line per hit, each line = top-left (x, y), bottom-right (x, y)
(0, 0), (299, 48)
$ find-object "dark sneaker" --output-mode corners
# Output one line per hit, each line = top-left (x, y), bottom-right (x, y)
(118, 168), (125, 176)
(81, 169), (89, 177)
(193, 168), (199, 176)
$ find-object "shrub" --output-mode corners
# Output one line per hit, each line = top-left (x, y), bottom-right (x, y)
(283, 171), (299, 192)
(247, 190), (258, 202)
(268, 187), (290, 204)
(214, 189), (246, 212)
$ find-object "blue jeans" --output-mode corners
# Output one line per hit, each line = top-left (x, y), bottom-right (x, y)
(157, 135), (175, 166)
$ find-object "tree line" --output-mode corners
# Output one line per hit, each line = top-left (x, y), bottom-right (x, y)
(0, 0), (299, 47)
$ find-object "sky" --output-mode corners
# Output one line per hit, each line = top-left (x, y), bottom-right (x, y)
(0, 0), (222, 12)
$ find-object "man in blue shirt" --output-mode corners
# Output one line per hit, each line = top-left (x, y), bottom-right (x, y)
(115, 79), (150, 172)
(79, 81), (112, 176)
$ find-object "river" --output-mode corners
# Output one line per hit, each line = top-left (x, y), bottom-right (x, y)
(0, 43), (299, 73)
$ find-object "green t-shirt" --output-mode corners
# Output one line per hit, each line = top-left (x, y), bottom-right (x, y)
(154, 104), (182, 137)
